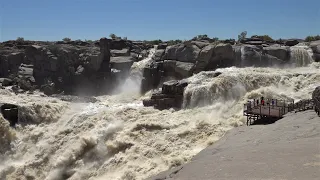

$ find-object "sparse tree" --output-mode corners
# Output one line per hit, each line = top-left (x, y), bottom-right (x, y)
(149, 39), (162, 45)
(85, 39), (93, 43)
(109, 33), (117, 39)
(212, 37), (219, 42)
(63, 37), (71, 42)
(192, 34), (209, 40)
(238, 31), (247, 42)
(16, 37), (24, 42)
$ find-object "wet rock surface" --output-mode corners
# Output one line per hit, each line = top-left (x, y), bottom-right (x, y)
(0, 103), (18, 126)
(51, 95), (98, 103)
(143, 80), (188, 110)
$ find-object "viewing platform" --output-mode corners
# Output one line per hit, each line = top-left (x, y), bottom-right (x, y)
(244, 98), (314, 125)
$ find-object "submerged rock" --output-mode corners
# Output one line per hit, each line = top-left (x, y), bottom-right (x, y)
(52, 95), (98, 103)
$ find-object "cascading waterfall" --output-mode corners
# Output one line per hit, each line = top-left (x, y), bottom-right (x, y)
(114, 46), (157, 95)
(290, 43), (314, 67)
(1, 49), (320, 179)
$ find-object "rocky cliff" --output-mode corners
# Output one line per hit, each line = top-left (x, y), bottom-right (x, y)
(0, 38), (151, 96)
(141, 40), (316, 95)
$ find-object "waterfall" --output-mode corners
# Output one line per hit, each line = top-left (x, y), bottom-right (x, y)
(290, 43), (314, 67)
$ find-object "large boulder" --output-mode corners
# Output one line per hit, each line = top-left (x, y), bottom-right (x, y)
(109, 39), (128, 50)
(194, 44), (215, 73)
(312, 86), (320, 100)
(141, 42), (234, 93)
(194, 43), (234, 72)
(263, 45), (290, 62)
(0, 78), (13, 86)
(110, 48), (130, 56)
(25, 45), (58, 85)
(241, 45), (285, 67)
(207, 43), (234, 69)
(157, 43), (168, 50)
(98, 37), (111, 72)
(285, 39), (299, 46)
(0, 55), (9, 77)
(7, 52), (24, 74)
(110, 56), (134, 72)
(163, 43), (201, 63)
(162, 60), (194, 78)
(140, 62), (163, 94)
(152, 49), (165, 61)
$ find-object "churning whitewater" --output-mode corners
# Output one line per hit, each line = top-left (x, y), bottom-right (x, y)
(1, 47), (320, 180)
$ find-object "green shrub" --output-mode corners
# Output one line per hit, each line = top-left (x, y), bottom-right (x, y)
(63, 37), (71, 42)
(16, 37), (24, 42)
(238, 31), (247, 42)
(305, 35), (320, 42)
(109, 33), (117, 39)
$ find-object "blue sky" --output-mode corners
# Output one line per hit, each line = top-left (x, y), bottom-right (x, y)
(0, 0), (319, 41)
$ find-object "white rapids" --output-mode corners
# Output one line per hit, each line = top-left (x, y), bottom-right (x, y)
(1, 48), (320, 180)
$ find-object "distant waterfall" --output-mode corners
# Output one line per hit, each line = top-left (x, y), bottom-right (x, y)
(290, 43), (314, 67)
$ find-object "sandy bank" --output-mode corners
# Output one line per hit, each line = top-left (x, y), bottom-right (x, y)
(148, 110), (320, 180)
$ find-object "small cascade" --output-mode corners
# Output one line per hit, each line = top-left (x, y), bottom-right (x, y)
(290, 43), (314, 67)
(233, 45), (242, 67)
(115, 46), (157, 94)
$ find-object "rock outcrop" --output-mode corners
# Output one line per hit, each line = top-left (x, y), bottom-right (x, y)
(143, 80), (188, 110)
(0, 103), (18, 127)
(310, 40), (320, 62)
(142, 40), (300, 93)
(312, 86), (320, 100)
(0, 38), (151, 96)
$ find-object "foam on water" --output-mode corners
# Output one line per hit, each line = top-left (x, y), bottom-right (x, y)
(1, 49), (320, 180)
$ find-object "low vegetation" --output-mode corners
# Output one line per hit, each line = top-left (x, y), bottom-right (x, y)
(238, 31), (247, 42)
(16, 37), (24, 42)
(63, 37), (71, 42)
(251, 35), (274, 41)
(305, 35), (320, 42)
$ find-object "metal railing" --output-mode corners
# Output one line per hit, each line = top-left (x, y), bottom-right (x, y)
(244, 99), (295, 118)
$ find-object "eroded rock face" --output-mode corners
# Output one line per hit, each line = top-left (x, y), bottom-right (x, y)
(149, 42), (234, 81)
(310, 40), (320, 62)
(263, 45), (290, 62)
(0, 38), (147, 96)
(312, 86), (320, 100)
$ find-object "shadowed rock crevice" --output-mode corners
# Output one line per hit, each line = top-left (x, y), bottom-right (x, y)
(0, 103), (18, 127)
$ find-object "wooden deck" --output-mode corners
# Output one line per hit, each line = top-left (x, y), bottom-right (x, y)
(244, 99), (295, 125)
(244, 98), (316, 126)
(245, 106), (288, 118)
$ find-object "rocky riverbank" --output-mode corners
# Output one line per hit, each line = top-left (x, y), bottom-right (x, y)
(147, 109), (320, 180)
(146, 86), (320, 179)
(1, 38), (319, 99)
(141, 39), (318, 95)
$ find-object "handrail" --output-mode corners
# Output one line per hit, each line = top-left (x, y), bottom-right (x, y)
(244, 98), (296, 118)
